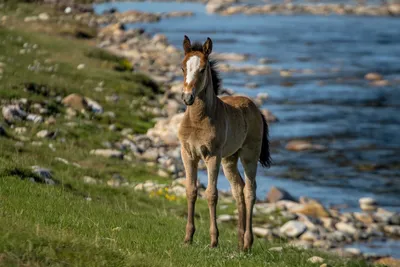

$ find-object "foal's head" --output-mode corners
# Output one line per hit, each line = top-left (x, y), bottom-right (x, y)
(181, 35), (213, 106)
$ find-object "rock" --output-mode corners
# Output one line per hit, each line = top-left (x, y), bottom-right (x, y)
(218, 214), (234, 222)
(83, 176), (97, 184)
(253, 227), (271, 237)
(374, 208), (395, 223)
(335, 222), (357, 235)
(261, 109), (279, 123)
(269, 246), (283, 252)
(307, 256), (324, 264)
(371, 80), (390, 87)
(90, 149), (123, 159)
(259, 57), (278, 64)
(360, 203), (378, 212)
(213, 52), (249, 62)
(137, 148), (158, 162)
(266, 186), (296, 203)
(300, 231), (318, 242)
(280, 70), (292, 77)
(374, 257), (400, 267)
(345, 247), (361, 256)
(354, 212), (374, 224)
(365, 72), (382, 81)
(62, 94), (87, 112)
(164, 11), (194, 18)
(38, 13), (49, 21)
(36, 130), (55, 139)
(245, 82), (258, 89)
(359, 197), (377, 206)
(390, 214), (400, 225)
(384, 225), (400, 236)
(77, 64), (85, 70)
(289, 240), (312, 249)
(26, 114), (43, 123)
(285, 140), (326, 152)
(320, 264), (328, 267)
(31, 166), (55, 185)
(14, 127), (27, 135)
(290, 200), (330, 218)
(2, 105), (27, 123)
(84, 97), (103, 114)
(280, 221), (307, 238)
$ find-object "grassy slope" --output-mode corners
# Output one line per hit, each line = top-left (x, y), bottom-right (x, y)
(0, 3), (379, 267)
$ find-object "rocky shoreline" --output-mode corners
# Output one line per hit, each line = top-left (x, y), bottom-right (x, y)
(206, 0), (400, 17)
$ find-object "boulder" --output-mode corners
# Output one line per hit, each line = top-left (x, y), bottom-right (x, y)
(291, 199), (330, 218)
(266, 186), (296, 203)
(62, 94), (87, 112)
(2, 105), (27, 123)
(280, 221), (307, 238)
(335, 222), (357, 235)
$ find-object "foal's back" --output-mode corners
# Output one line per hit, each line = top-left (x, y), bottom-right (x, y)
(219, 95), (264, 156)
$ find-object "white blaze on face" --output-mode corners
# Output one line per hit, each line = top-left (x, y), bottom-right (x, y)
(186, 56), (200, 84)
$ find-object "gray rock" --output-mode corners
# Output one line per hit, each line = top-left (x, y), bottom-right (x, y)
(280, 220), (307, 238)
(390, 214), (400, 225)
(31, 166), (55, 185)
(83, 176), (98, 184)
(26, 114), (43, 123)
(90, 149), (123, 159)
(84, 97), (103, 114)
(2, 105), (27, 123)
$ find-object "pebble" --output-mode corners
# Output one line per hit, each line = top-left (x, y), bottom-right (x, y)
(218, 214), (234, 222)
(77, 64), (85, 70)
(269, 246), (283, 252)
(90, 149), (123, 159)
(83, 176), (98, 184)
(307, 256), (324, 264)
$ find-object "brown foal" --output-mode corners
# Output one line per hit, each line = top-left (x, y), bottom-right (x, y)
(178, 35), (271, 251)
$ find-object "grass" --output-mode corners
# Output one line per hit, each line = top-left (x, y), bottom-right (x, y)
(0, 2), (383, 267)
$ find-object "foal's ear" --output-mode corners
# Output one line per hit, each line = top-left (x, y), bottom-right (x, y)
(203, 37), (213, 57)
(183, 35), (192, 55)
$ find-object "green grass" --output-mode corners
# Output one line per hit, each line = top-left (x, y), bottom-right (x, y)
(0, 2), (381, 267)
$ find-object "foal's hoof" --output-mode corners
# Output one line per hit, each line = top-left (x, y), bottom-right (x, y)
(183, 238), (193, 246)
(209, 241), (218, 248)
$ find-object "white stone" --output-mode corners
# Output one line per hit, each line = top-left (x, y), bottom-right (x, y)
(307, 256), (324, 264)
(280, 221), (307, 238)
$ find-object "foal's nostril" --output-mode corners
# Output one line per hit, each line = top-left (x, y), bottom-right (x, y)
(182, 93), (195, 105)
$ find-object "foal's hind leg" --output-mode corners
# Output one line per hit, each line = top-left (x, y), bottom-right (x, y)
(222, 152), (246, 250)
(240, 147), (259, 251)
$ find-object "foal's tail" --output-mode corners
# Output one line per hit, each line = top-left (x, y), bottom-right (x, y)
(259, 112), (272, 168)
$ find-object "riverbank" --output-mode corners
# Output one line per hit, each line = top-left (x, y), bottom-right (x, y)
(0, 1), (399, 266)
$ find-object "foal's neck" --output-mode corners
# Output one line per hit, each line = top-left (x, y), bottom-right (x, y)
(187, 68), (217, 122)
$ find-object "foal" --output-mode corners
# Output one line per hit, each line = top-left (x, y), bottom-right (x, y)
(178, 36), (271, 251)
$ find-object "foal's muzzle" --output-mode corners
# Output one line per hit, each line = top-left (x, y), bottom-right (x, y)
(182, 92), (195, 106)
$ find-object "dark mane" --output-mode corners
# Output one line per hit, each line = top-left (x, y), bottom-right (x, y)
(191, 42), (221, 95)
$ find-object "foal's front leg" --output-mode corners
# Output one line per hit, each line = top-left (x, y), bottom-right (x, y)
(205, 154), (221, 248)
(182, 148), (199, 245)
